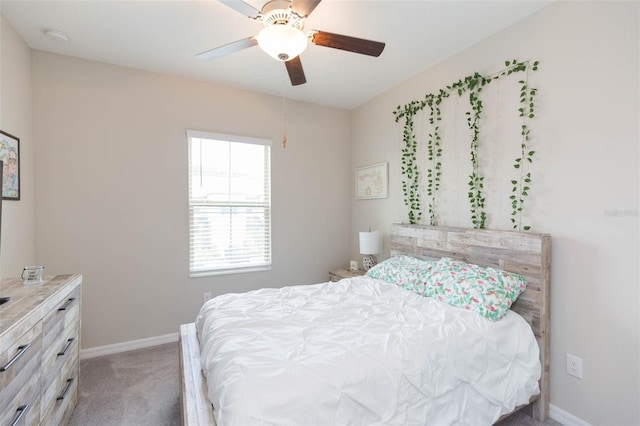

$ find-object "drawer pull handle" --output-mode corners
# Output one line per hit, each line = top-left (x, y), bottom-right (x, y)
(57, 377), (75, 401)
(57, 338), (75, 357)
(0, 344), (31, 372)
(11, 404), (29, 426)
(58, 297), (76, 311)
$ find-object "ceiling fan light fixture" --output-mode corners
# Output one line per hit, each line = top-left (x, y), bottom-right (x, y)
(257, 25), (307, 61)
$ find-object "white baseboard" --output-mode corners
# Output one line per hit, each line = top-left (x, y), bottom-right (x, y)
(80, 332), (179, 360)
(550, 403), (591, 426)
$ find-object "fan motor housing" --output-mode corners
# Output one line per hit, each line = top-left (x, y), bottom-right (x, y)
(260, 0), (304, 29)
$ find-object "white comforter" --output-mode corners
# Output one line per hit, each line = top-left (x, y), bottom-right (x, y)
(196, 277), (540, 425)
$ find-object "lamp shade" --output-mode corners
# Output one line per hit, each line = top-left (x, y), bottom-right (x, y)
(256, 25), (308, 61)
(359, 230), (380, 255)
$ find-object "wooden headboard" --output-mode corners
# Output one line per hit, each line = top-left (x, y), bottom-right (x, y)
(390, 223), (551, 421)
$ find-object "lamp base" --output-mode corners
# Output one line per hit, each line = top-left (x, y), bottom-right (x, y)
(362, 254), (378, 271)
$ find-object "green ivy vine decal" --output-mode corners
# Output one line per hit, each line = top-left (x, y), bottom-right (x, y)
(393, 89), (449, 225)
(424, 89), (448, 225)
(396, 101), (423, 224)
(509, 60), (539, 231)
(449, 73), (493, 229)
(393, 59), (539, 230)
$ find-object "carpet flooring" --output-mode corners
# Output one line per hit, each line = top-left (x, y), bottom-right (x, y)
(68, 342), (560, 426)
(69, 342), (181, 426)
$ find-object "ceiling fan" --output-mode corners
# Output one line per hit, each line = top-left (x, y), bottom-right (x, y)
(196, 0), (386, 86)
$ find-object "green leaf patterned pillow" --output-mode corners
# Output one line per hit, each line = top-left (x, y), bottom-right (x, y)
(366, 255), (436, 296)
(427, 257), (527, 321)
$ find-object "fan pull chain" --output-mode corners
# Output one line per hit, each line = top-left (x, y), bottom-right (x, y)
(281, 77), (287, 148)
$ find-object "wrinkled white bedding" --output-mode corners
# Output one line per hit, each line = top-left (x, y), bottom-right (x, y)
(196, 277), (540, 425)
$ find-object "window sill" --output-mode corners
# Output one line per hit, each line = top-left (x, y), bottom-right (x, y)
(189, 265), (272, 278)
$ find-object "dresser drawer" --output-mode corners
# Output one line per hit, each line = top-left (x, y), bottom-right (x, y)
(40, 286), (80, 425)
(41, 292), (79, 383)
(42, 287), (80, 348)
(40, 358), (78, 426)
(41, 320), (78, 379)
(40, 321), (79, 417)
(1, 371), (41, 426)
(0, 322), (42, 426)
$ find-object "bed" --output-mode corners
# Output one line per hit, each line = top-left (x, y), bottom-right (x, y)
(180, 223), (551, 425)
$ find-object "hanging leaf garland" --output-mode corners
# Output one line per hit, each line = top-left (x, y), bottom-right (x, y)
(449, 72), (492, 229)
(508, 60), (539, 231)
(395, 101), (423, 224)
(393, 59), (539, 230)
(427, 89), (449, 225)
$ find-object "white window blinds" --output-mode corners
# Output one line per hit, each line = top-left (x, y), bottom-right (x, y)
(187, 130), (272, 276)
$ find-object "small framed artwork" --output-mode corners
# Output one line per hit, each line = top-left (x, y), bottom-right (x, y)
(0, 130), (20, 200)
(349, 260), (358, 272)
(355, 162), (388, 200)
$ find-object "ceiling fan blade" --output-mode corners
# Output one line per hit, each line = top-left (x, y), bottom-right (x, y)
(219, 0), (260, 18)
(309, 31), (385, 57)
(290, 0), (322, 18)
(285, 56), (306, 86)
(196, 37), (258, 60)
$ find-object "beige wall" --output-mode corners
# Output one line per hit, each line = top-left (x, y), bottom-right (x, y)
(0, 15), (36, 279)
(30, 52), (352, 348)
(2, 1), (639, 423)
(350, 1), (639, 424)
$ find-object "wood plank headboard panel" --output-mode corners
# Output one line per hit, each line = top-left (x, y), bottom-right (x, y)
(390, 223), (551, 420)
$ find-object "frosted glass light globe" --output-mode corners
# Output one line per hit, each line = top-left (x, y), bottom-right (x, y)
(257, 25), (307, 61)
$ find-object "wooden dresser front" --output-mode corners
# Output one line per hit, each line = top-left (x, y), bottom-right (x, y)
(0, 274), (82, 426)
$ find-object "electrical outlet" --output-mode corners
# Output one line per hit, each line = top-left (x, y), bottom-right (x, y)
(203, 292), (212, 304)
(566, 353), (583, 379)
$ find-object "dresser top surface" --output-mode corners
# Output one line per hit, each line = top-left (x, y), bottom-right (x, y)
(0, 274), (82, 339)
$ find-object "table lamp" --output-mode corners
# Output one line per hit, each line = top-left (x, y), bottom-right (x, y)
(359, 229), (380, 271)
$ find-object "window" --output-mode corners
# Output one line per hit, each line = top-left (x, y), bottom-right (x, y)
(187, 130), (271, 276)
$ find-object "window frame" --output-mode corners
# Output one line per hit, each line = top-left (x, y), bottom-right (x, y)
(187, 130), (272, 277)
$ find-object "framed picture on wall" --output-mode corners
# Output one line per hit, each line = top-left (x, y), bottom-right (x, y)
(0, 130), (20, 200)
(355, 162), (388, 200)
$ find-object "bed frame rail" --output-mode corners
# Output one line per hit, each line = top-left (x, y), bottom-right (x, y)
(179, 323), (216, 425)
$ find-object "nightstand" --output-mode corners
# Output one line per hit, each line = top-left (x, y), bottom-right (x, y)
(329, 268), (366, 282)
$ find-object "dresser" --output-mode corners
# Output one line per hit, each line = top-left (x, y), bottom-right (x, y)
(0, 274), (82, 426)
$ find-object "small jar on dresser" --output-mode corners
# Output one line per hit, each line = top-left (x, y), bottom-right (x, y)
(329, 268), (365, 282)
(0, 274), (82, 426)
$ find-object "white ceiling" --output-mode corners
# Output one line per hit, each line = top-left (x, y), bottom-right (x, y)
(1, 0), (553, 110)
